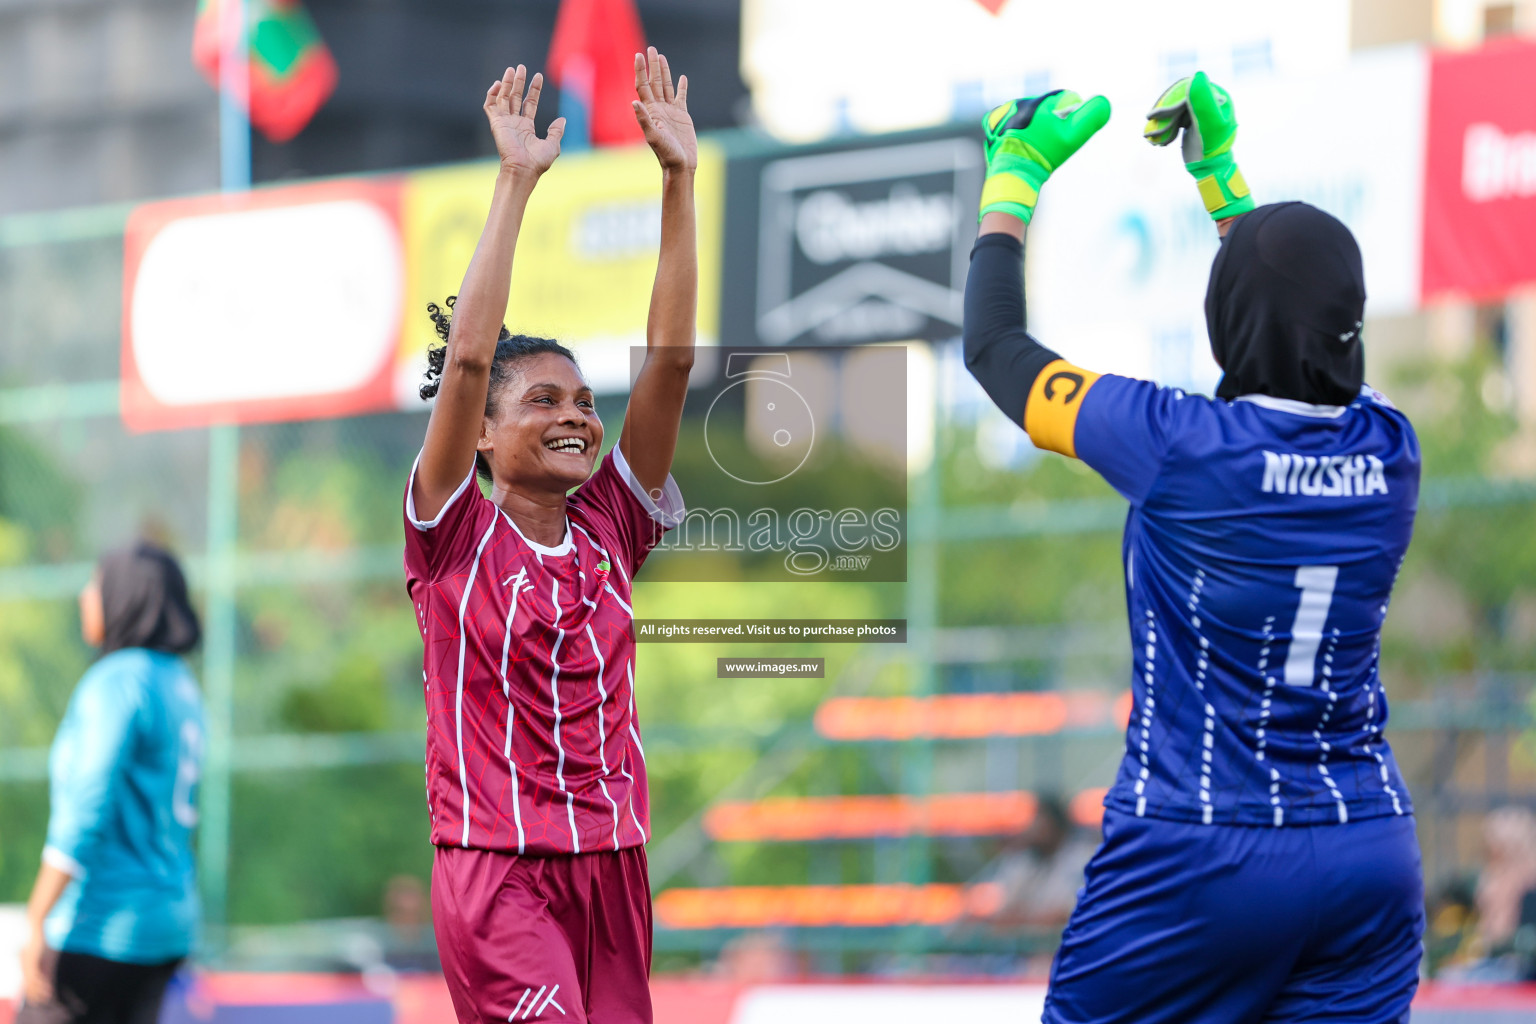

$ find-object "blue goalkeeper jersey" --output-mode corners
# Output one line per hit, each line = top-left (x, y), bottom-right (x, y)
(1022, 361), (1418, 827)
(44, 648), (204, 962)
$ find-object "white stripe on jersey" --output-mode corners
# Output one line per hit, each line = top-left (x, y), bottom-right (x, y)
(1313, 627), (1349, 823)
(572, 521), (644, 843)
(499, 567), (528, 853)
(584, 623), (611, 773)
(1253, 615), (1284, 826)
(604, 581), (633, 617)
(1362, 555), (1407, 815)
(597, 778), (621, 851)
(455, 516), (500, 847)
(585, 622), (623, 850)
(1186, 569), (1215, 825)
(626, 659), (645, 764)
(619, 657), (647, 840)
(576, 563), (599, 611)
(570, 523), (608, 611)
(1361, 659), (1404, 815)
(548, 579), (580, 853)
(1134, 609), (1156, 817)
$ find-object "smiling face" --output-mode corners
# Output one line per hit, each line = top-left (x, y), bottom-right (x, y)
(478, 351), (603, 494)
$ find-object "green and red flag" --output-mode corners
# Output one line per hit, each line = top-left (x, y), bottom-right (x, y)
(193, 0), (339, 143)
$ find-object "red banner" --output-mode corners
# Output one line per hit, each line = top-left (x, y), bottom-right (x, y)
(121, 179), (405, 432)
(1422, 38), (1536, 301)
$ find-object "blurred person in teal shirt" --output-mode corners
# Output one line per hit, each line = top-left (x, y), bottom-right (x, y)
(17, 542), (204, 1024)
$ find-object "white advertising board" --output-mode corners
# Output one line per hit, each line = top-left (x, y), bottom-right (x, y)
(730, 983), (1048, 1024)
(1026, 45), (1428, 392)
(742, 0), (1351, 143)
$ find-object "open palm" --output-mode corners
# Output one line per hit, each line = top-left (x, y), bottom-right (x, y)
(485, 65), (565, 176)
(633, 47), (698, 173)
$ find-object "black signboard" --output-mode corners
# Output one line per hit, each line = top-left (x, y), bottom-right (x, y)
(719, 126), (985, 348)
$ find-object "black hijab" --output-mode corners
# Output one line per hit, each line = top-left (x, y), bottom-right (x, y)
(98, 542), (201, 656)
(1206, 202), (1366, 406)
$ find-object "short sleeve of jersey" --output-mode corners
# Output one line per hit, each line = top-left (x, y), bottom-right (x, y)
(1032, 366), (1183, 506)
(403, 455), (497, 582)
(569, 444), (685, 580)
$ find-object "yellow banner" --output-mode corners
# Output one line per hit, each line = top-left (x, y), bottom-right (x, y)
(395, 141), (724, 402)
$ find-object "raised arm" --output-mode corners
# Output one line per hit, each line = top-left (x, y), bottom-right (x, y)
(963, 92), (1108, 431)
(619, 47), (698, 497)
(1143, 71), (1254, 238)
(413, 65), (565, 521)
(965, 217), (1058, 427)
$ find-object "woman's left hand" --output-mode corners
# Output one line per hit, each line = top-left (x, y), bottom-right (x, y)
(20, 927), (53, 1006)
(632, 47), (697, 174)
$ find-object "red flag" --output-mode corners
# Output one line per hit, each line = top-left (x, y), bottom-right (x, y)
(547, 0), (647, 148)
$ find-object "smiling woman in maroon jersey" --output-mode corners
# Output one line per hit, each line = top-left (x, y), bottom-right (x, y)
(404, 49), (696, 1024)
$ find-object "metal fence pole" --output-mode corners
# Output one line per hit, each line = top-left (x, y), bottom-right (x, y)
(199, 0), (250, 950)
(199, 423), (240, 947)
(902, 345), (941, 944)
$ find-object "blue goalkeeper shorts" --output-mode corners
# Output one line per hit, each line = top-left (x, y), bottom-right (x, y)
(1043, 808), (1424, 1024)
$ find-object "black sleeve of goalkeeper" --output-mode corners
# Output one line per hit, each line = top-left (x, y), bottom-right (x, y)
(962, 232), (1061, 424)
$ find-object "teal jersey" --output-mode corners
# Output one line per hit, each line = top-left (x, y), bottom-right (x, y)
(44, 648), (204, 963)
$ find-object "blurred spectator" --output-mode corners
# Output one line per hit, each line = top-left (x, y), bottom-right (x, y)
(966, 795), (1098, 930)
(1424, 876), (1478, 977)
(713, 931), (802, 982)
(381, 875), (439, 973)
(1476, 807), (1536, 951)
(17, 543), (203, 1024)
(1433, 806), (1536, 982)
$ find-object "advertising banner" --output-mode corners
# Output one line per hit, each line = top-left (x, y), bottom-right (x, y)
(718, 128), (984, 349)
(397, 141), (726, 398)
(1422, 37), (1536, 301)
(120, 142), (727, 430)
(740, 0), (1351, 143)
(1028, 44), (1427, 392)
(121, 178), (405, 432)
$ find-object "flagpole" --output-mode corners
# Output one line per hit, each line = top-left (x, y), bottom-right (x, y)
(201, 0), (249, 956)
(218, 0), (252, 193)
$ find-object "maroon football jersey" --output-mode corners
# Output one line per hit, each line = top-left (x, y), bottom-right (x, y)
(404, 446), (683, 855)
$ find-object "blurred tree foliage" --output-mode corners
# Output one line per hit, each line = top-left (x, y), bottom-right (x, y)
(0, 425), (92, 900)
(1380, 352), (1536, 683)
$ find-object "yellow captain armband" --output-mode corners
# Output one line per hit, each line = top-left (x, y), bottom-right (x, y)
(1023, 359), (1102, 458)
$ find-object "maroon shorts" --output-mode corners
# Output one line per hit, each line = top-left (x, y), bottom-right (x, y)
(431, 844), (653, 1024)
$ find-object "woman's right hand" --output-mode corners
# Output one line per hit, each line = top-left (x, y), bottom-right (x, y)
(20, 926), (52, 1006)
(484, 64), (566, 179)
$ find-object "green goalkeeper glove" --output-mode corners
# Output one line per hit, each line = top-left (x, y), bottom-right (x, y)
(979, 89), (1112, 224)
(1144, 71), (1255, 221)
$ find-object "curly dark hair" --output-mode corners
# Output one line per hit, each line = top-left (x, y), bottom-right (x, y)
(421, 296), (580, 481)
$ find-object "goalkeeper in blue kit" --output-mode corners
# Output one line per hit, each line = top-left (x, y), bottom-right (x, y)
(964, 76), (1424, 1023)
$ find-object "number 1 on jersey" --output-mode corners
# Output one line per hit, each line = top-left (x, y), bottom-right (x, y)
(1284, 565), (1339, 687)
